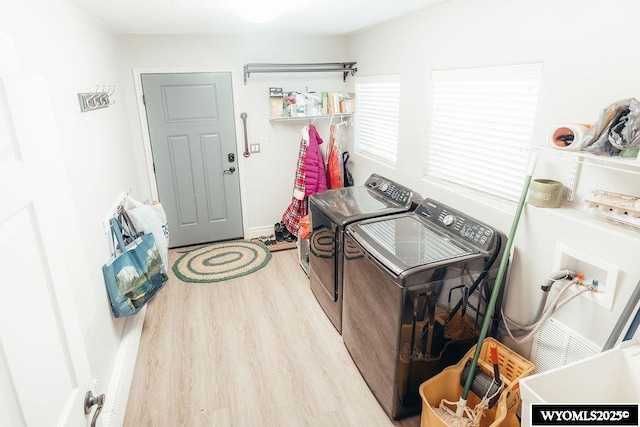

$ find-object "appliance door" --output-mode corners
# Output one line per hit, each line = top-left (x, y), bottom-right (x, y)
(310, 185), (407, 227)
(343, 232), (471, 419)
(309, 201), (338, 301)
(349, 215), (479, 277)
(342, 234), (404, 419)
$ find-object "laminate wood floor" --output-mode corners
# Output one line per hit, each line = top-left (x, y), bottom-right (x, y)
(124, 247), (421, 427)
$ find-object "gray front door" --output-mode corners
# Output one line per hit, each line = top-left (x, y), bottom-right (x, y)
(142, 72), (243, 247)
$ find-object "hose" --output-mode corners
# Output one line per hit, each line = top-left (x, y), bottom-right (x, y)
(530, 269), (576, 324)
(500, 269), (576, 334)
(502, 278), (588, 344)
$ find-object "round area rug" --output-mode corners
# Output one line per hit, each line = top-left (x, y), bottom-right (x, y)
(173, 240), (271, 283)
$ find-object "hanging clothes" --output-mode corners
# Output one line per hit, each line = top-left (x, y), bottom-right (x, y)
(326, 124), (344, 189)
(282, 128), (309, 237)
(304, 124), (328, 196)
(282, 124), (328, 237)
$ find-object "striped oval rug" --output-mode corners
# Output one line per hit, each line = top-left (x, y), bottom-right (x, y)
(173, 240), (271, 283)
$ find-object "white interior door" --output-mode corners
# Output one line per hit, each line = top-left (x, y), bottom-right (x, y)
(0, 35), (96, 427)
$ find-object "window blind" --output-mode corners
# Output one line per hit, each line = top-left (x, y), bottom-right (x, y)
(355, 76), (400, 165)
(424, 64), (542, 201)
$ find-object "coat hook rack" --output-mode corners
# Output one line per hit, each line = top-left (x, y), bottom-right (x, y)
(78, 85), (115, 112)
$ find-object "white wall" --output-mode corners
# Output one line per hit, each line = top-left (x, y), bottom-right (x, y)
(118, 34), (350, 236)
(1, 0), (142, 394)
(346, 0), (640, 356)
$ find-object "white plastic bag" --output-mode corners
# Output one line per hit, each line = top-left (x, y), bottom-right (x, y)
(581, 98), (640, 156)
(124, 197), (170, 268)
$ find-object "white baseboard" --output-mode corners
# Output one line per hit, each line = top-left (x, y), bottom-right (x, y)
(246, 225), (275, 239)
(100, 306), (146, 427)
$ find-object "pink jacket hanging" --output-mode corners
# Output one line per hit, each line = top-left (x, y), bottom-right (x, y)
(304, 124), (328, 196)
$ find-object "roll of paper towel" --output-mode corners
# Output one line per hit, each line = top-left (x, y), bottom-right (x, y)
(547, 124), (589, 150)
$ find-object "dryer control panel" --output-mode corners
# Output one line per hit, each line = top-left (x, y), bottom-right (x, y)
(364, 173), (413, 207)
(415, 198), (496, 252)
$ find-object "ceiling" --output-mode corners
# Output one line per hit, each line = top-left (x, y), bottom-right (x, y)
(69, 0), (449, 36)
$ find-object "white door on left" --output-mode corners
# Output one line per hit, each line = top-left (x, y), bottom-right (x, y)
(0, 35), (96, 426)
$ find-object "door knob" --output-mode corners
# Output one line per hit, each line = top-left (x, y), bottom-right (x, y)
(223, 166), (236, 174)
(84, 390), (105, 427)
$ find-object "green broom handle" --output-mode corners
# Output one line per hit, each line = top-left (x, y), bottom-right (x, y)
(461, 154), (537, 401)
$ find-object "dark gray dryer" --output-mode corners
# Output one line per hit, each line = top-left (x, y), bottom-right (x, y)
(308, 174), (419, 333)
(342, 198), (505, 419)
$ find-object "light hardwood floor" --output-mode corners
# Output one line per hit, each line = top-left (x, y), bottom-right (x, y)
(124, 247), (421, 427)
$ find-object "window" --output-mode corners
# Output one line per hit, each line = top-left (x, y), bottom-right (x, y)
(355, 76), (401, 165)
(424, 63), (542, 201)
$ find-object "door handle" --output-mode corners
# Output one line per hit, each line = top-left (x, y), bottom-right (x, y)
(224, 166), (236, 174)
(240, 112), (250, 158)
(84, 390), (105, 427)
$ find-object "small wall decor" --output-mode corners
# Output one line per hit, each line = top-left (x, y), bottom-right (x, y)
(78, 85), (115, 112)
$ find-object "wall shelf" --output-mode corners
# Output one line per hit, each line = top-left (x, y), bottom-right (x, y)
(244, 62), (357, 84)
(533, 147), (640, 172)
(532, 147), (640, 201)
(269, 113), (353, 123)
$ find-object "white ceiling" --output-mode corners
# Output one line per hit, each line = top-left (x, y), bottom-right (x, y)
(69, 0), (449, 36)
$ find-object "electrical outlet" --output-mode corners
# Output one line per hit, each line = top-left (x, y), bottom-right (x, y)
(250, 144), (260, 153)
(553, 242), (619, 310)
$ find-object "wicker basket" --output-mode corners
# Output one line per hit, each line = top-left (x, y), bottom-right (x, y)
(419, 337), (534, 427)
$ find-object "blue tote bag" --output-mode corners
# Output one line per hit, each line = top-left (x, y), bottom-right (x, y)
(102, 218), (168, 317)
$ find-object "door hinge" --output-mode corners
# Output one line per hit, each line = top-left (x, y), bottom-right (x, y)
(142, 94), (146, 105)
(153, 163), (156, 173)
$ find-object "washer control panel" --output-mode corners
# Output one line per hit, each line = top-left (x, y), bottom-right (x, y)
(415, 198), (496, 251)
(365, 174), (413, 207)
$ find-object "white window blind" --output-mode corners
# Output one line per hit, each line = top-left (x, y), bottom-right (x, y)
(355, 76), (400, 165)
(424, 64), (542, 201)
